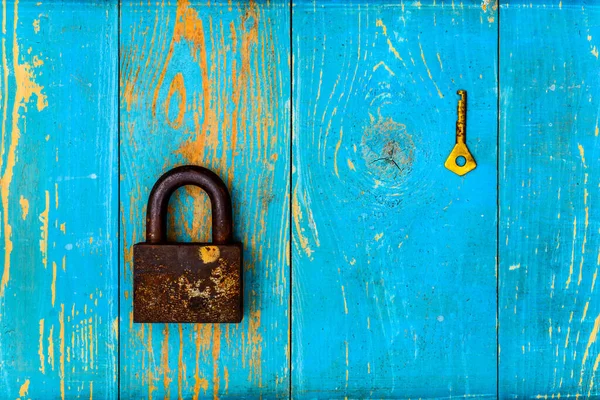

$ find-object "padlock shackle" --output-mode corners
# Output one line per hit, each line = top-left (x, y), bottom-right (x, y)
(145, 165), (233, 245)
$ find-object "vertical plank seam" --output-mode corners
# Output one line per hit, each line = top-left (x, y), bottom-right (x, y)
(496, 1), (501, 398)
(289, 0), (294, 398)
(117, 0), (121, 398)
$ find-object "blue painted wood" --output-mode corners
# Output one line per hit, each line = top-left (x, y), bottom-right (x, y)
(0, 1), (118, 398)
(292, 1), (498, 397)
(4, 1), (599, 397)
(119, 0), (290, 397)
(499, 2), (600, 398)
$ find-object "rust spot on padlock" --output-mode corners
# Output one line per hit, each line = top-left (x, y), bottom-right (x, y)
(133, 165), (243, 323)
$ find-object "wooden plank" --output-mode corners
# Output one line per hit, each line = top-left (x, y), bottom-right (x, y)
(119, 0), (290, 397)
(292, 1), (498, 397)
(0, 1), (118, 398)
(499, 2), (600, 397)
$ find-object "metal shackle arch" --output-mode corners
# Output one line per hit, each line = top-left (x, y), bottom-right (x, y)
(145, 165), (233, 245)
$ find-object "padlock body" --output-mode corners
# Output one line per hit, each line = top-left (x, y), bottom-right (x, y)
(133, 242), (242, 323)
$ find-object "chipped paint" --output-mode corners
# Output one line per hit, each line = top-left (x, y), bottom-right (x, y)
(18, 379), (30, 396)
(19, 195), (28, 219)
(1, 0), (48, 296)
(199, 246), (220, 264)
(1, 1), (118, 396)
(38, 190), (49, 269)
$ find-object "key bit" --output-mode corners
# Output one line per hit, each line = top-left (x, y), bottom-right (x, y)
(445, 90), (477, 176)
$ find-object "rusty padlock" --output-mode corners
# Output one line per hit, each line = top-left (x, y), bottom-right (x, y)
(133, 165), (243, 323)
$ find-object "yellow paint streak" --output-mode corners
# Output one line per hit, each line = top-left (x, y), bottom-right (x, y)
(38, 319), (45, 374)
(19, 195), (28, 219)
(59, 304), (65, 400)
(88, 321), (94, 370)
(592, 46), (599, 58)
(39, 190), (49, 269)
(193, 325), (210, 398)
(178, 325), (184, 400)
(588, 352), (600, 396)
(578, 144), (587, 166)
(376, 19), (387, 35)
(48, 324), (54, 371)
(161, 325), (171, 396)
(18, 379), (30, 396)
(347, 159), (355, 171)
(112, 316), (118, 337)
(147, 325), (157, 399)
(374, 232), (384, 241)
(212, 325), (221, 399)
(51, 261), (56, 306)
(373, 61), (395, 76)
(375, 19), (404, 62)
(1, 0), (48, 296)
(580, 314), (600, 389)
(566, 217), (577, 289)
(247, 306), (263, 386)
(292, 186), (313, 258)
(345, 341), (349, 388)
(582, 302), (590, 323)
(419, 41), (444, 98)
(334, 127), (343, 178)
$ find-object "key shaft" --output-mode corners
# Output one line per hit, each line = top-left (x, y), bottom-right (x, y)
(456, 90), (467, 144)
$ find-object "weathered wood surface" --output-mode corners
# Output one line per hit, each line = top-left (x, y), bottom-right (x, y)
(0, 1), (118, 398)
(499, 1), (600, 398)
(292, 0), (498, 397)
(120, 0), (290, 397)
(4, 0), (600, 397)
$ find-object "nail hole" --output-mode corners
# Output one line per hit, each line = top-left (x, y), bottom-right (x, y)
(455, 156), (466, 167)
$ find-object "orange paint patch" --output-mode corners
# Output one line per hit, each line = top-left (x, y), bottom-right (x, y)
(19, 195), (28, 219)
(18, 379), (30, 396)
(38, 319), (45, 374)
(59, 304), (65, 400)
(51, 261), (56, 306)
(1, 0), (49, 293)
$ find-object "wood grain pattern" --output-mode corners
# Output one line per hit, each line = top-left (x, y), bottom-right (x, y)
(119, 0), (290, 397)
(499, 2), (600, 398)
(292, 1), (498, 397)
(0, 1), (118, 398)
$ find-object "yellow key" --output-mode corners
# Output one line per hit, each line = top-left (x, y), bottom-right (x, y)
(445, 90), (477, 176)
